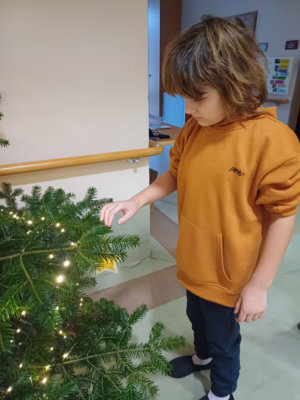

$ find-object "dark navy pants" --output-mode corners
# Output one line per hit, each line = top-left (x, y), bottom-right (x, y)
(186, 290), (241, 397)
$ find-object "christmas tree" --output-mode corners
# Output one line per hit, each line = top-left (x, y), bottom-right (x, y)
(0, 132), (184, 398)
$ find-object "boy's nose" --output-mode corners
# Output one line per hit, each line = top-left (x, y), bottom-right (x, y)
(185, 102), (194, 115)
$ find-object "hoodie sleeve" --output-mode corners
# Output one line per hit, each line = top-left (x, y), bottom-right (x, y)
(169, 119), (197, 180)
(256, 154), (300, 217)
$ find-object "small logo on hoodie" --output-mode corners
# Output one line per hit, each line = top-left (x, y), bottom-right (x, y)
(229, 167), (245, 176)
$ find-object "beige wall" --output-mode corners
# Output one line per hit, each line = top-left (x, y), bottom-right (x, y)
(182, 0), (300, 129)
(0, 0), (150, 266)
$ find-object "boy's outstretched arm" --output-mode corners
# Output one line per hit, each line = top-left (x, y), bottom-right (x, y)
(234, 213), (296, 323)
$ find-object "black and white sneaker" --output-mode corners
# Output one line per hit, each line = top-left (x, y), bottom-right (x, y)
(169, 355), (212, 378)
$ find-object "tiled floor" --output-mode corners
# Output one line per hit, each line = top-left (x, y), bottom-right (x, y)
(90, 196), (300, 399)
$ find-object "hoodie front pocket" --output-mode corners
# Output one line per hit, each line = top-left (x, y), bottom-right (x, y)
(176, 215), (231, 287)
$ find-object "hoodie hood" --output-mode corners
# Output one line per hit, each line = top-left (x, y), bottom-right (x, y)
(208, 106), (278, 131)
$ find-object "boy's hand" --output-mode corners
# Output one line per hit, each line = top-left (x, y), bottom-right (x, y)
(234, 282), (267, 323)
(100, 199), (140, 227)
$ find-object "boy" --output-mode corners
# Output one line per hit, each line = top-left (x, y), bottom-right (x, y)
(101, 15), (300, 400)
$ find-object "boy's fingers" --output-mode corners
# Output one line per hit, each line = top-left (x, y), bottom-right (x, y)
(107, 205), (122, 227)
(234, 297), (241, 314)
(101, 203), (113, 222)
(105, 204), (120, 224)
(118, 210), (131, 225)
(100, 204), (108, 221)
(252, 313), (260, 321)
(245, 314), (253, 323)
(236, 310), (246, 323)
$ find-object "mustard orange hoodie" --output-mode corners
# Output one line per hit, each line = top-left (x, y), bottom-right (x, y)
(169, 107), (300, 307)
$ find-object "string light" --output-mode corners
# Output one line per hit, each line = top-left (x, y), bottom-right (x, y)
(21, 311), (26, 316)
(56, 306), (59, 310)
(16, 216), (19, 219)
(80, 298), (83, 301)
(16, 329), (20, 333)
(59, 330), (63, 334)
(61, 229), (65, 232)
(55, 223), (60, 227)
(50, 347), (54, 351)
(49, 254), (54, 259)
(76, 283), (79, 286)
(57, 275), (64, 283)
(7, 387), (12, 392)
(63, 260), (70, 267)
(13, 215), (17, 218)
(45, 365), (50, 370)
(19, 364), (23, 368)
(27, 220), (32, 225)
(64, 336), (67, 339)
(41, 217), (45, 220)
(27, 232), (30, 234)
(63, 353), (68, 358)
(71, 242), (75, 246)
(9, 211), (13, 214)
(42, 378), (47, 384)
(10, 340), (13, 343)
(80, 303), (82, 307)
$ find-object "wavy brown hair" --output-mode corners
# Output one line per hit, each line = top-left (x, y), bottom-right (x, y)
(162, 15), (268, 118)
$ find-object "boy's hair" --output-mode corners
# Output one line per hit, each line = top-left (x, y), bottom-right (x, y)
(162, 15), (268, 118)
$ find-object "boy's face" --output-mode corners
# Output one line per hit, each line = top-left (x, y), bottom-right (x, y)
(184, 87), (227, 127)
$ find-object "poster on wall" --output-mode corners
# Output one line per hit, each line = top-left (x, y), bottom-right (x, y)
(231, 11), (258, 36)
(266, 57), (294, 95)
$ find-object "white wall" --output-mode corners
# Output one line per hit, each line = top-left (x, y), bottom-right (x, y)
(0, 0), (150, 267)
(182, 0), (300, 128)
(148, 0), (161, 118)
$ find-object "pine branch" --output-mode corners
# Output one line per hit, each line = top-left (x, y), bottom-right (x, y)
(0, 184), (185, 399)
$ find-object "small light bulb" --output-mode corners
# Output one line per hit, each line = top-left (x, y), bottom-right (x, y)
(59, 330), (62, 334)
(21, 311), (26, 315)
(45, 365), (50, 370)
(63, 260), (70, 267)
(57, 275), (63, 283)
(49, 254), (54, 259)
(80, 303), (82, 307)
(10, 340), (13, 343)
(42, 378), (47, 384)
(27, 220), (32, 225)
(56, 223), (60, 227)
(9, 211), (13, 214)
(41, 217), (45, 220)
(63, 353), (68, 358)
(16, 216), (19, 219)
(13, 215), (17, 218)
(80, 298), (83, 301)
(27, 231), (30, 234)
(56, 306), (59, 310)
(50, 347), (54, 351)
(7, 387), (12, 392)
(64, 336), (66, 339)
(19, 364), (23, 368)
(16, 328), (20, 333)
(71, 242), (75, 246)
(76, 283), (79, 286)
(61, 229), (65, 232)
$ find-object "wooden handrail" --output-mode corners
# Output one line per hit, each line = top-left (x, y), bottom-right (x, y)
(266, 98), (289, 104)
(0, 141), (163, 176)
